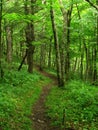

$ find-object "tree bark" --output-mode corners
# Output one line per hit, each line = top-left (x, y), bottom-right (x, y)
(40, 44), (46, 71)
(50, 0), (62, 87)
(18, 50), (27, 71)
(0, 0), (4, 78)
(93, 47), (97, 82)
(58, 0), (73, 81)
(6, 26), (13, 63)
(24, 0), (35, 73)
(93, 0), (98, 82)
(80, 43), (84, 80)
(48, 37), (52, 68)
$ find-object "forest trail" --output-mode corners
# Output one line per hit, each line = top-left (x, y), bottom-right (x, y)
(31, 67), (60, 130)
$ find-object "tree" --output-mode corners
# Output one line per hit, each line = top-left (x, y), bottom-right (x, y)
(50, 0), (63, 86)
(0, 0), (3, 78)
(5, 24), (13, 63)
(24, 0), (35, 73)
(58, 0), (73, 81)
(93, 0), (98, 82)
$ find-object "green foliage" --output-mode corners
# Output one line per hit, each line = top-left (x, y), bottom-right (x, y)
(0, 68), (49, 130)
(46, 80), (98, 129)
(45, 68), (57, 76)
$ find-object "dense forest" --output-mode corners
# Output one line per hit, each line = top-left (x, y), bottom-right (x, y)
(0, 0), (98, 130)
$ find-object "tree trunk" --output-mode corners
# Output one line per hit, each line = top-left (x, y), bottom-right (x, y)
(58, 0), (67, 84)
(40, 44), (46, 71)
(66, 14), (71, 81)
(93, 0), (98, 82)
(58, 0), (73, 81)
(48, 37), (52, 68)
(0, 0), (4, 78)
(76, 3), (86, 80)
(50, 0), (62, 87)
(84, 43), (92, 81)
(24, 0), (35, 73)
(93, 47), (97, 82)
(73, 58), (77, 72)
(80, 42), (84, 80)
(18, 50), (27, 71)
(6, 26), (13, 63)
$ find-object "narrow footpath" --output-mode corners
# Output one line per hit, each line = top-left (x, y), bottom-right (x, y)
(31, 68), (60, 130)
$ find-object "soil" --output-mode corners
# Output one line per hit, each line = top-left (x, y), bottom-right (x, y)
(31, 68), (60, 130)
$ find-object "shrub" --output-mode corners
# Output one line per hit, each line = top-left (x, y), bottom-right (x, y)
(0, 69), (50, 130)
(46, 80), (98, 129)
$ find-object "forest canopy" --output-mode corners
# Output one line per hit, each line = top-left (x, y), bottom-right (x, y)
(0, 0), (97, 86)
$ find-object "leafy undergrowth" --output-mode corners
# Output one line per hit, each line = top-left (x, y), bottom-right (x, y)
(46, 80), (98, 130)
(0, 68), (50, 130)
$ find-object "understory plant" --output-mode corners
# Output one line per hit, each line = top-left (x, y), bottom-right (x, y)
(46, 80), (98, 130)
(0, 68), (49, 130)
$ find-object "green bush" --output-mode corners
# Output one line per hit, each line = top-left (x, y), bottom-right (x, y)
(0, 69), (50, 130)
(46, 80), (98, 130)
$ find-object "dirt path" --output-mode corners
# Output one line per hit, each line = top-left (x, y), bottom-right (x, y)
(31, 68), (60, 130)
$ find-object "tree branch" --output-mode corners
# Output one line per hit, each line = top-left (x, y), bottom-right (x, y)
(85, 0), (98, 10)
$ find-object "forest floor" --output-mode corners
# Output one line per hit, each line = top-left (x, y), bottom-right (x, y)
(31, 67), (60, 130)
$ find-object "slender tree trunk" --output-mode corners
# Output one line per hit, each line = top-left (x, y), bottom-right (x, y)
(0, 0), (4, 78)
(18, 50), (27, 71)
(48, 37), (52, 68)
(66, 11), (72, 81)
(40, 44), (46, 70)
(2, 26), (6, 56)
(58, 0), (67, 84)
(59, 0), (73, 82)
(50, 0), (62, 87)
(76, 3), (86, 80)
(84, 43), (92, 81)
(83, 42), (88, 80)
(93, 0), (98, 82)
(73, 58), (77, 72)
(0, 0), (2, 77)
(93, 47), (97, 81)
(60, 41), (65, 85)
(80, 42), (84, 80)
(6, 26), (13, 63)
